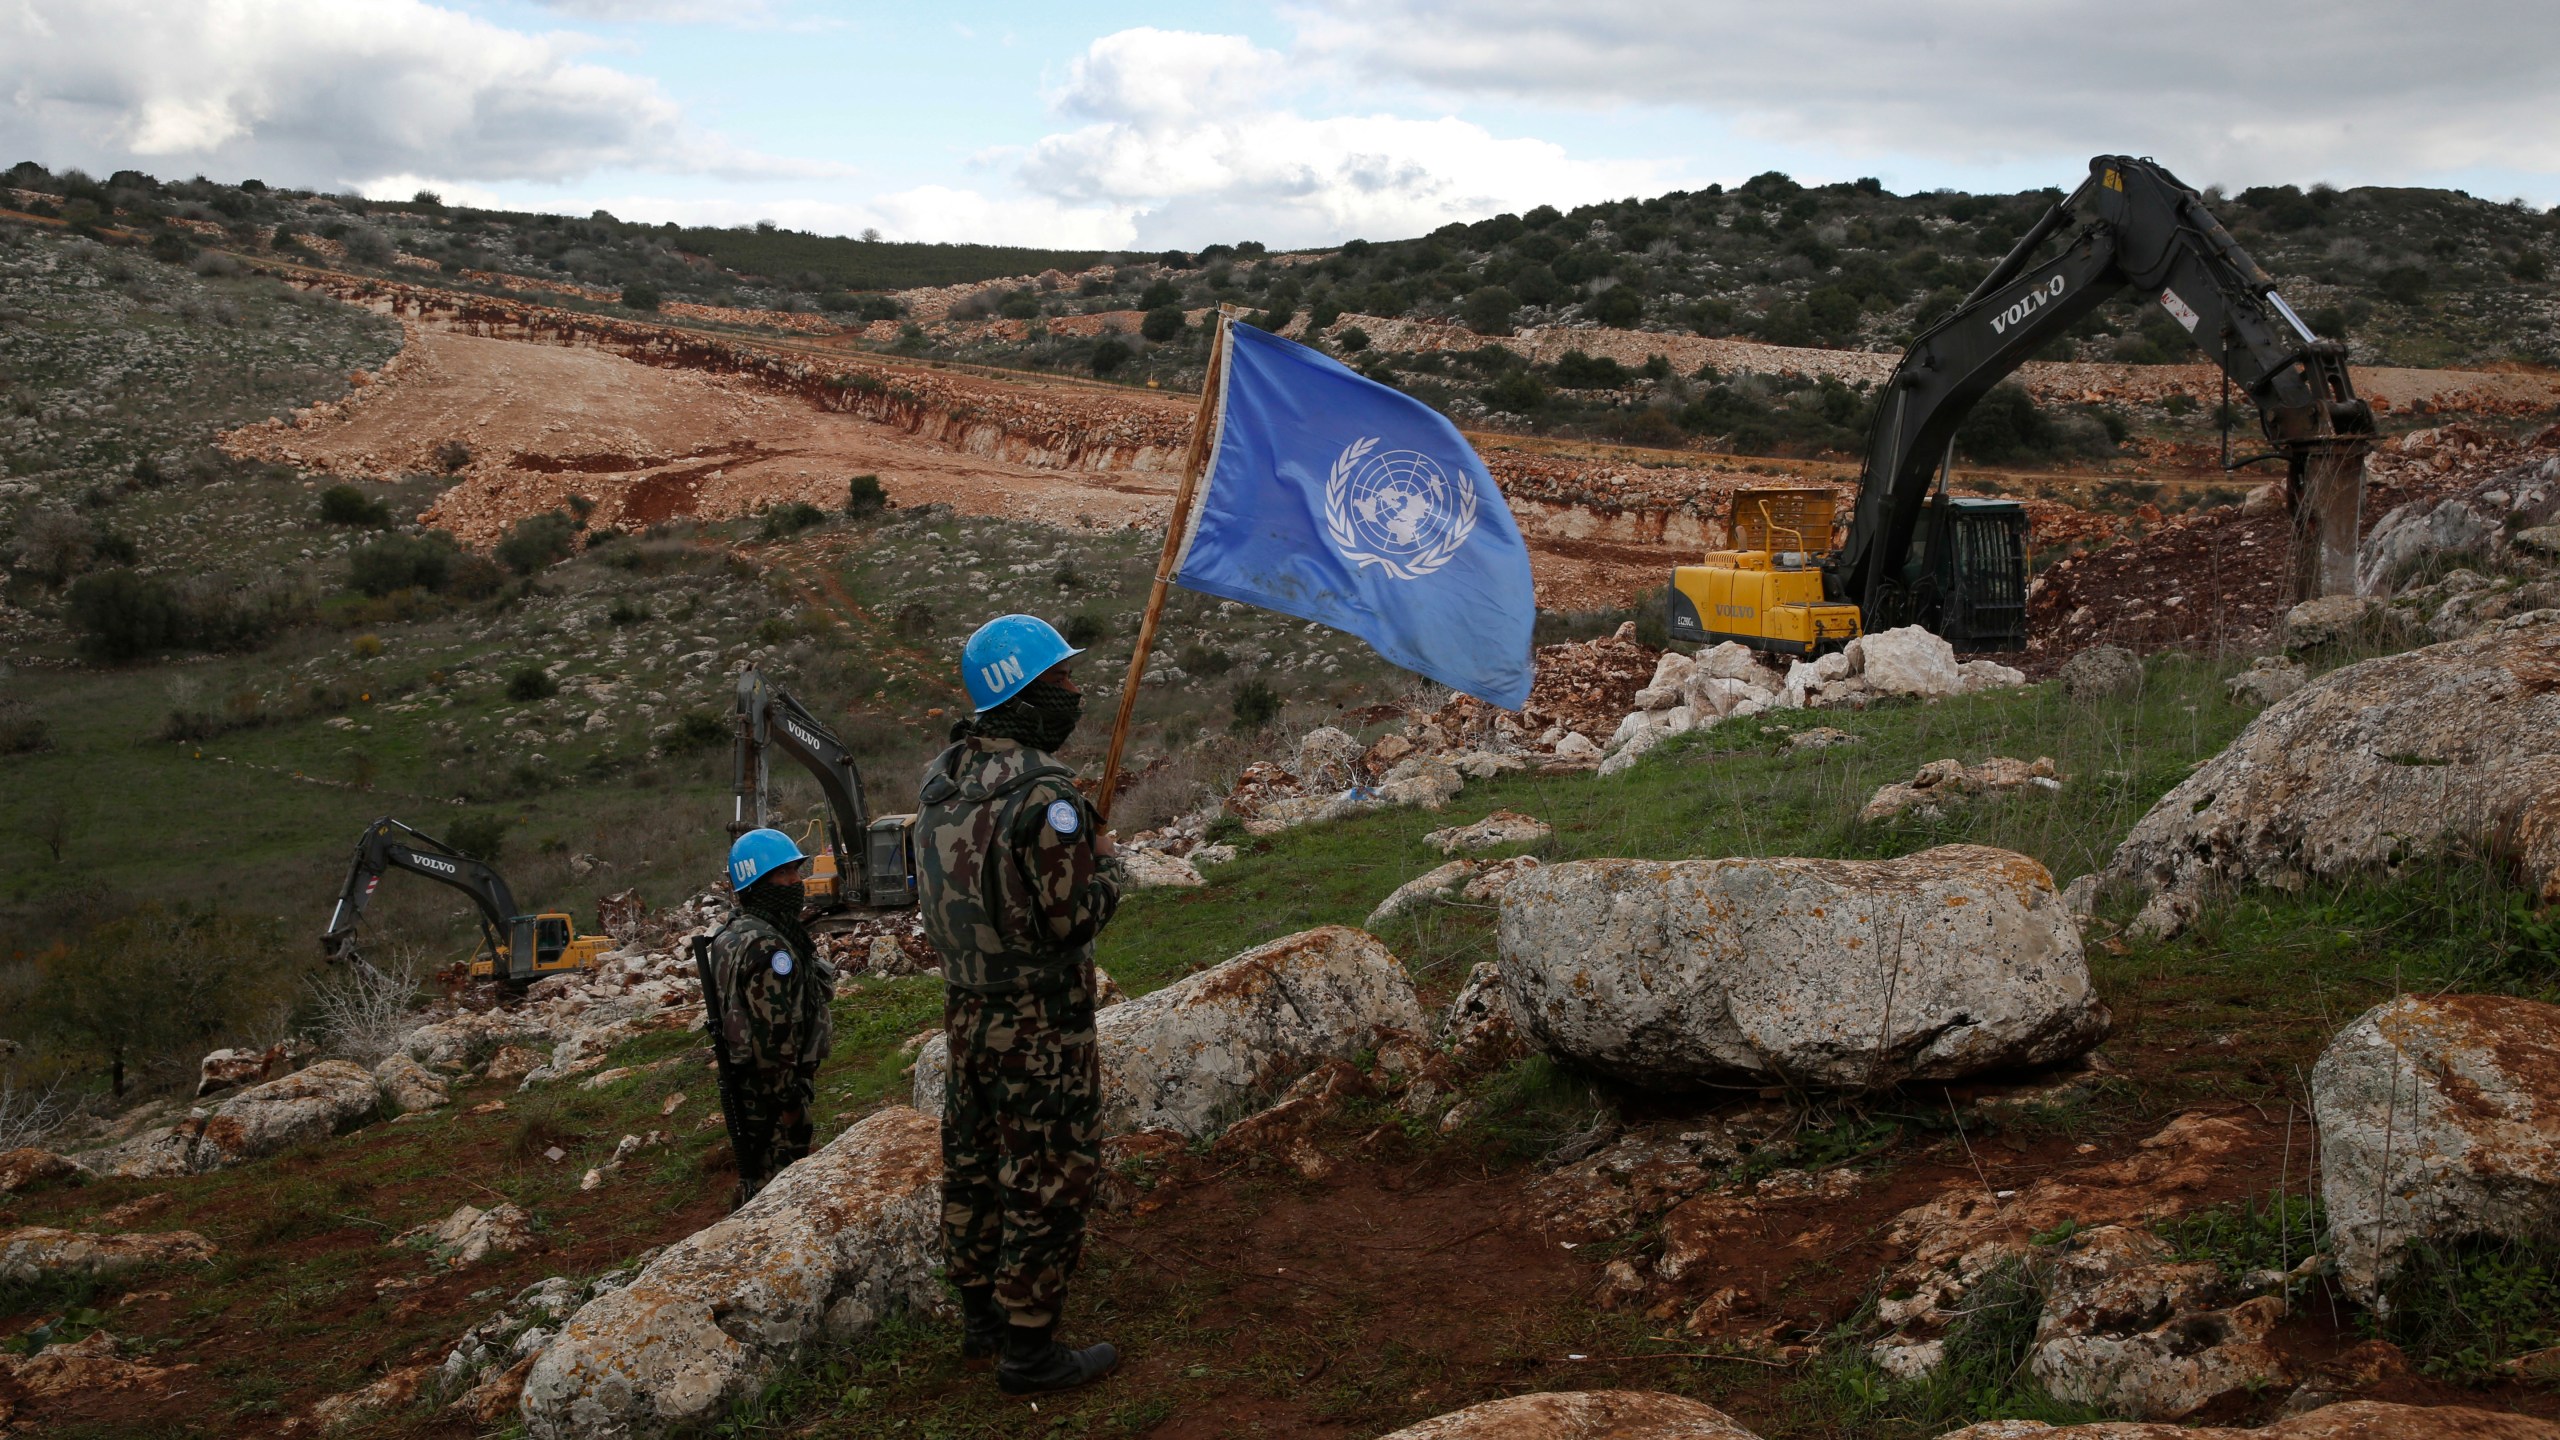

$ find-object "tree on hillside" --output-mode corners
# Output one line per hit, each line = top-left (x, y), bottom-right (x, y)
(34, 907), (283, 1098)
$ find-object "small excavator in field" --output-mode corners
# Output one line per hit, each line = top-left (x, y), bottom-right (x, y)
(1672, 153), (2375, 655)
(731, 668), (917, 927)
(320, 816), (611, 986)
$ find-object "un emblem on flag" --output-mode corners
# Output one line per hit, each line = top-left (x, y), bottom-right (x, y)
(1323, 436), (1479, 580)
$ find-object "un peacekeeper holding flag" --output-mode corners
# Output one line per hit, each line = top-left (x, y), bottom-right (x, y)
(709, 828), (836, 1208)
(916, 614), (1122, 1395)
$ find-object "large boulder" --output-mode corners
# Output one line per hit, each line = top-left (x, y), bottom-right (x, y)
(1856, 625), (1965, 699)
(406, 1010), (551, 1070)
(1496, 846), (2104, 1089)
(2101, 623), (2560, 937)
(1936, 1401), (2560, 1438)
(375, 1054), (450, 1113)
(76, 1060), (380, 1179)
(1375, 1390), (1763, 1439)
(2025, 1224), (2291, 1419)
(2311, 994), (2560, 1306)
(0, 1149), (85, 1194)
(520, 1107), (943, 1440)
(913, 927), (1426, 1139)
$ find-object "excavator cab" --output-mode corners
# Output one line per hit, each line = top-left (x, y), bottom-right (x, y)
(469, 913), (609, 984)
(792, 817), (845, 906)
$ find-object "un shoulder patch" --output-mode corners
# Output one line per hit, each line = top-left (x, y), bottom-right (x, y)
(1045, 799), (1081, 836)
(771, 950), (794, 976)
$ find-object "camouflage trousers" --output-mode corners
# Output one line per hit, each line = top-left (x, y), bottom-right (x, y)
(940, 968), (1101, 1328)
(731, 1064), (816, 1207)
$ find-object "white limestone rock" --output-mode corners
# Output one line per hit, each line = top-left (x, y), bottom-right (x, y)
(1375, 1390), (1764, 1439)
(520, 1107), (944, 1440)
(1495, 846), (2106, 1089)
(913, 928), (1425, 1140)
(2311, 994), (2560, 1306)
(75, 1061), (380, 1179)
(1856, 625), (1965, 698)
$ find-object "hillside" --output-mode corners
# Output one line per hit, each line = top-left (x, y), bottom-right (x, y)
(5, 164), (2560, 1440)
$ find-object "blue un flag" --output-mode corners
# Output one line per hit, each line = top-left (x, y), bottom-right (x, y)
(1172, 322), (1537, 711)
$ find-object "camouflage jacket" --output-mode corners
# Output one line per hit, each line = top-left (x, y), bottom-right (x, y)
(708, 910), (835, 1074)
(915, 737), (1122, 993)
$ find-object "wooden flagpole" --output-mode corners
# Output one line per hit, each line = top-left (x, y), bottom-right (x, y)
(1094, 307), (1232, 823)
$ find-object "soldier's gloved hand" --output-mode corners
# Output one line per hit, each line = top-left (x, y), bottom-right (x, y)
(1092, 828), (1119, 859)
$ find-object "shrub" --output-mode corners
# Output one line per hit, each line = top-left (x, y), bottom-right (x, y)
(2512, 251), (2550, 284)
(1583, 285), (1645, 326)
(1090, 338), (1132, 376)
(1140, 305), (1187, 342)
(0, 704), (48, 755)
(1956, 383), (2059, 464)
(494, 511), (580, 575)
(1063, 613), (1108, 647)
(668, 710), (727, 752)
(432, 439), (472, 473)
(845, 473), (888, 518)
(758, 501), (828, 541)
(443, 811), (509, 861)
(505, 666), (558, 703)
(607, 595), (647, 626)
(1229, 678), (1282, 732)
(1137, 278), (1182, 310)
(2377, 264), (2430, 305)
(1463, 285), (1519, 336)
(1486, 369), (1545, 413)
(1176, 642), (1234, 677)
(1552, 350), (1631, 389)
(66, 569), (186, 660)
(305, 952), (422, 1066)
(317, 484), (392, 527)
(621, 282), (661, 311)
(350, 632), (384, 658)
(11, 509), (96, 586)
(347, 532), (457, 597)
(1335, 326), (1370, 353)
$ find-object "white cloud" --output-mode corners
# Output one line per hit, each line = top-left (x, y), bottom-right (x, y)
(0, 0), (772, 193)
(1297, 0), (2560, 194)
(1012, 27), (1666, 249)
(530, 0), (773, 19)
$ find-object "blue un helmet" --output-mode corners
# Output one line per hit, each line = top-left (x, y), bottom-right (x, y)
(727, 827), (807, 890)
(960, 614), (1082, 713)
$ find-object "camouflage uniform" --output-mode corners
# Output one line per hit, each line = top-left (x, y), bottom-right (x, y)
(707, 908), (835, 1203)
(917, 736), (1122, 1327)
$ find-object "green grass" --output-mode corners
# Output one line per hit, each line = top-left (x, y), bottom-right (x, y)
(1803, 1258), (2102, 1438)
(2378, 1232), (2560, 1380)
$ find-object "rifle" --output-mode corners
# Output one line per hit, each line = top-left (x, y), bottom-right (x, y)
(692, 933), (767, 1202)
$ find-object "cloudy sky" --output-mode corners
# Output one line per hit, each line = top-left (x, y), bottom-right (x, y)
(6, 0), (2557, 249)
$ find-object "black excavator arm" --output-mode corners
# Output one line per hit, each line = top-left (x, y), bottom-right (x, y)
(1829, 155), (2375, 642)
(320, 815), (520, 969)
(733, 668), (875, 908)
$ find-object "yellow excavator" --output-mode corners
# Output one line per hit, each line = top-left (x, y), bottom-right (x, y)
(320, 816), (611, 985)
(1673, 154), (2371, 656)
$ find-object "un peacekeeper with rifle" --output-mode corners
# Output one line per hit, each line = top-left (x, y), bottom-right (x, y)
(916, 615), (1123, 1395)
(703, 828), (836, 1208)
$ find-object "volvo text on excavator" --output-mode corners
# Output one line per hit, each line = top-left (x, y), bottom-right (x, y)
(320, 816), (610, 986)
(1671, 154), (2375, 655)
(731, 668), (917, 927)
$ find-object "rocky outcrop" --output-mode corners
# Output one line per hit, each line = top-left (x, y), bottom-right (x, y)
(1426, 810), (1552, 854)
(2102, 623), (2560, 936)
(76, 1060), (380, 1178)
(375, 1054), (450, 1113)
(1375, 1389), (1764, 1439)
(2357, 452), (2560, 596)
(1937, 1401), (2560, 1438)
(521, 1107), (943, 1440)
(407, 1010), (552, 1070)
(196, 1041), (302, 1097)
(0, 1225), (216, 1281)
(0, 1331), (200, 1430)
(2226, 656), (2309, 706)
(1870, 1113), (2269, 1341)
(914, 928), (1426, 1139)
(1859, 757), (2062, 822)
(399, 1203), (535, 1270)
(2026, 1224), (2293, 1419)
(1116, 849), (1206, 890)
(1441, 961), (1527, 1069)
(2059, 645), (2143, 701)
(1496, 846), (2104, 1089)
(2311, 995), (2560, 1306)
(0, 1148), (84, 1193)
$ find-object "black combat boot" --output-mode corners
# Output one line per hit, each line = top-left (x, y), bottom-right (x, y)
(958, 1286), (1006, 1366)
(997, 1320), (1118, 1395)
